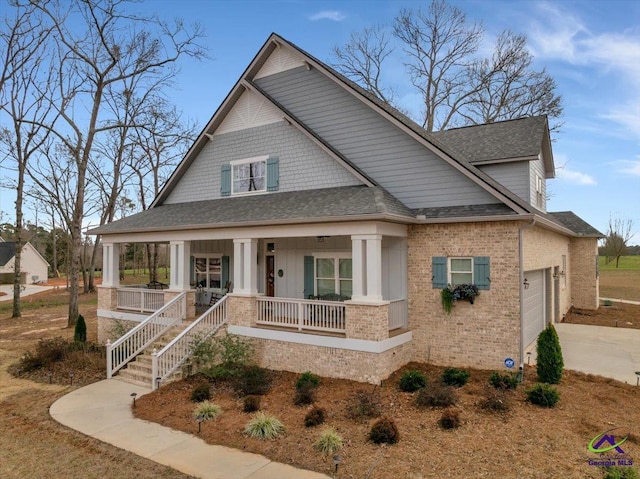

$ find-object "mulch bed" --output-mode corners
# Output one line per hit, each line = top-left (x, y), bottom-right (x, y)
(563, 302), (640, 330)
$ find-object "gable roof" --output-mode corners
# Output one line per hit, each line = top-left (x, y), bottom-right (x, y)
(91, 186), (414, 235)
(0, 242), (16, 266)
(431, 116), (554, 174)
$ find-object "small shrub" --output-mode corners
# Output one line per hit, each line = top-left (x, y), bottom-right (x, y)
(399, 370), (427, 392)
(602, 466), (640, 479)
(439, 408), (461, 429)
(191, 382), (211, 402)
(192, 334), (255, 380)
(346, 387), (382, 419)
(193, 401), (221, 421)
(415, 382), (457, 408)
(314, 428), (344, 456)
(233, 365), (272, 396)
(296, 371), (320, 391)
(526, 383), (560, 408)
(243, 395), (261, 413)
(536, 324), (564, 384)
(369, 417), (399, 444)
(304, 407), (326, 427)
(74, 315), (87, 342)
(488, 371), (519, 390)
(480, 388), (512, 413)
(441, 367), (470, 387)
(244, 412), (284, 440)
(294, 382), (316, 406)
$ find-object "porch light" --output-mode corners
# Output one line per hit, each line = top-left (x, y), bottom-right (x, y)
(523, 278), (529, 290)
(316, 236), (325, 243)
(131, 392), (137, 407)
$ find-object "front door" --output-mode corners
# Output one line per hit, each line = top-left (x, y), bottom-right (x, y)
(266, 255), (275, 297)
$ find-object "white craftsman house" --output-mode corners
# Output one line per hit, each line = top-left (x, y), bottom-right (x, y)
(91, 33), (601, 387)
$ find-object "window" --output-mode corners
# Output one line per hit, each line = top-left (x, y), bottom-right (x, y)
(314, 253), (352, 298)
(535, 174), (544, 208)
(449, 258), (473, 286)
(194, 255), (221, 289)
(231, 156), (266, 194)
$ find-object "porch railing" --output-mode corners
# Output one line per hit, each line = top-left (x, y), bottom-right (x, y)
(256, 297), (346, 334)
(151, 295), (228, 390)
(388, 299), (408, 330)
(106, 292), (186, 378)
(116, 287), (165, 313)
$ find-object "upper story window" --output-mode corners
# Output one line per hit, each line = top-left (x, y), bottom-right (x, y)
(221, 156), (279, 197)
(231, 156), (266, 194)
(535, 174), (544, 208)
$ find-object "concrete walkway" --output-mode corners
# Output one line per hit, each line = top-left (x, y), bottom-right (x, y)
(555, 323), (640, 385)
(50, 379), (329, 479)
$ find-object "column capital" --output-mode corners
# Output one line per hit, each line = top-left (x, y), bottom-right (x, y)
(351, 234), (383, 241)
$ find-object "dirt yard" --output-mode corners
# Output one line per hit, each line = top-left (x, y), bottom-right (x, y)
(564, 301), (640, 330)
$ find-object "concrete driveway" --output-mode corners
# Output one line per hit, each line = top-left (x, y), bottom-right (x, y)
(554, 322), (640, 385)
(0, 284), (54, 302)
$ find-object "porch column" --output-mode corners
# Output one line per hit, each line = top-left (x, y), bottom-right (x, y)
(233, 238), (258, 295)
(102, 242), (120, 287)
(169, 240), (191, 290)
(365, 234), (383, 301)
(351, 237), (365, 301)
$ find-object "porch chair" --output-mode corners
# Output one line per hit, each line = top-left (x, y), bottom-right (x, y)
(209, 281), (232, 306)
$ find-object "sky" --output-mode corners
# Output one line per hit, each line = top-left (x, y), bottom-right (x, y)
(1, 0), (639, 242)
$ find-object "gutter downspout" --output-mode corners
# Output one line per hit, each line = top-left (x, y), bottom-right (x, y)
(519, 218), (536, 375)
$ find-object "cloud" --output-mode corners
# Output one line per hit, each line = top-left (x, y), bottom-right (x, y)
(555, 166), (596, 185)
(616, 158), (640, 177)
(308, 10), (346, 22)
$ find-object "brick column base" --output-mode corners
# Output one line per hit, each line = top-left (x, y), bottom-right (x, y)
(345, 302), (389, 341)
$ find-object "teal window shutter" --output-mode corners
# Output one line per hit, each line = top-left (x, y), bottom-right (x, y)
(220, 164), (231, 196)
(303, 255), (314, 298)
(432, 256), (447, 289)
(221, 255), (230, 287)
(266, 156), (279, 191)
(473, 256), (490, 290)
(190, 256), (195, 284)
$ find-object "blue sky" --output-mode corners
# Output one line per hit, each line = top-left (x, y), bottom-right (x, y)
(1, 0), (639, 242)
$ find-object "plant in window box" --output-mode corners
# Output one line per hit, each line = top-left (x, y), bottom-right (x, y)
(440, 288), (455, 314)
(452, 284), (480, 304)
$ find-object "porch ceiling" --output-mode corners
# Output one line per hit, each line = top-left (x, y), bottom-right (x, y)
(89, 185), (414, 235)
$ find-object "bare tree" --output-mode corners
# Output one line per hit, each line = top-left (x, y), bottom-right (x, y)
(12, 0), (206, 327)
(0, 7), (54, 318)
(331, 0), (562, 132)
(603, 215), (635, 268)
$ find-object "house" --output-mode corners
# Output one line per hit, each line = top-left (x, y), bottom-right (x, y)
(0, 239), (49, 284)
(90, 33), (602, 385)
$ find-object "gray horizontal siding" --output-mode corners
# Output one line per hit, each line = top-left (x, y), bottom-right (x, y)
(255, 67), (498, 209)
(478, 162), (529, 203)
(164, 122), (361, 204)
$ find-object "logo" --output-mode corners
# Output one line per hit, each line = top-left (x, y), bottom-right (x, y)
(504, 357), (515, 368)
(588, 428), (628, 454)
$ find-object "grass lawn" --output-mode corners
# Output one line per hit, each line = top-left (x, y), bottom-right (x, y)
(599, 256), (640, 301)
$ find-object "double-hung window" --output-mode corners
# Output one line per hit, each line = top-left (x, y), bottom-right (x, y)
(314, 253), (352, 298)
(231, 156), (266, 194)
(194, 255), (222, 289)
(449, 258), (473, 286)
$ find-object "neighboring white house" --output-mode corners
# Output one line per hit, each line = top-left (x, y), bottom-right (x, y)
(0, 239), (49, 284)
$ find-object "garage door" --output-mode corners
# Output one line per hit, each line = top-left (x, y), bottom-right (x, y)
(523, 269), (545, 348)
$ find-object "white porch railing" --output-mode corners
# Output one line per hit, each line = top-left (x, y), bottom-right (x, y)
(116, 287), (165, 313)
(388, 299), (408, 330)
(256, 297), (346, 334)
(106, 292), (186, 378)
(151, 295), (228, 390)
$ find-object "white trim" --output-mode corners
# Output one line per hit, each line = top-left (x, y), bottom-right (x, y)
(231, 156), (268, 196)
(97, 309), (149, 323)
(229, 155), (269, 166)
(228, 325), (412, 353)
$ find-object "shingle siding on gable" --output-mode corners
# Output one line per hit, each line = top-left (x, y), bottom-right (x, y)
(255, 66), (498, 209)
(163, 121), (362, 205)
(478, 162), (529, 203)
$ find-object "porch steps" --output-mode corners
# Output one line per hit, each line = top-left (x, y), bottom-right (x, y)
(116, 323), (192, 388)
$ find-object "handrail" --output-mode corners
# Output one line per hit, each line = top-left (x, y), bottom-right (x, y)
(256, 296), (345, 333)
(116, 287), (165, 313)
(151, 295), (228, 390)
(106, 292), (186, 379)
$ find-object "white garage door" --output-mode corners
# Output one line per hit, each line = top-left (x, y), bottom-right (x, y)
(523, 269), (546, 348)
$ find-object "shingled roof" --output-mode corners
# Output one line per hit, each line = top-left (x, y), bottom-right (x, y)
(431, 117), (548, 163)
(548, 211), (604, 237)
(90, 186), (414, 235)
(0, 242), (17, 266)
